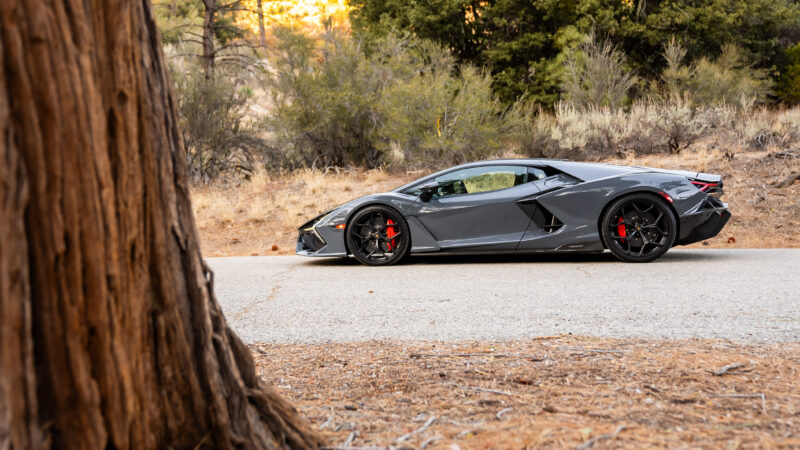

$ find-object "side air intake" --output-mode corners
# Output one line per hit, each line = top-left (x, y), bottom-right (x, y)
(517, 200), (564, 233)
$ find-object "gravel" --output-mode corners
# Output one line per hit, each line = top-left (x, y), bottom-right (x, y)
(207, 249), (800, 344)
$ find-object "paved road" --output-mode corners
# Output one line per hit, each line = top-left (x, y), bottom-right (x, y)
(207, 250), (800, 344)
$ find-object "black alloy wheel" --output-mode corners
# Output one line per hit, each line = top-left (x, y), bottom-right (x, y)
(601, 193), (677, 263)
(346, 206), (410, 266)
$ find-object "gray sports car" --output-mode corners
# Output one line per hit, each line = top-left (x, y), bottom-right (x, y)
(296, 159), (730, 265)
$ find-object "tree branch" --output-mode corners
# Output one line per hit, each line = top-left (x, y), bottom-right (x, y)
(211, 41), (260, 55)
(164, 23), (202, 32)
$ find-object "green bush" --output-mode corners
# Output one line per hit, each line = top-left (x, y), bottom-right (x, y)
(660, 39), (771, 109)
(777, 43), (800, 105)
(265, 28), (515, 169)
(504, 102), (557, 158)
(561, 32), (637, 111)
(351, 0), (800, 107)
(376, 55), (513, 167)
(266, 27), (382, 168)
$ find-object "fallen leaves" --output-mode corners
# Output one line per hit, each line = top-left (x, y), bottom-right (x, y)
(252, 337), (800, 449)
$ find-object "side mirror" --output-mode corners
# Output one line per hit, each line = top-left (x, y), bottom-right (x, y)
(418, 182), (439, 202)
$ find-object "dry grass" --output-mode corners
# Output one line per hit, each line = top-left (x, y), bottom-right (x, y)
(192, 168), (416, 255)
(252, 336), (800, 449)
(193, 148), (800, 257)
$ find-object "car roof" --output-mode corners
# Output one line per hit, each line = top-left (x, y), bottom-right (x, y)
(453, 158), (560, 167)
(391, 158), (565, 193)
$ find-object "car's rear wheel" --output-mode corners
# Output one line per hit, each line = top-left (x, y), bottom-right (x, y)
(601, 193), (677, 263)
(346, 206), (410, 266)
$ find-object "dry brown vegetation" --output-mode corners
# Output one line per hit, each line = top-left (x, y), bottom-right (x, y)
(193, 147), (800, 257)
(193, 168), (416, 255)
(253, 336), (800, 449)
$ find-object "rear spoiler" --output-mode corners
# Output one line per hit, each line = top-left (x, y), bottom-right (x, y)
(694, 172), (721, 183)
(690, 173), (724, 195)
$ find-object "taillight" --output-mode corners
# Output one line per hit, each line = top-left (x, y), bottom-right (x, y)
(691, 181), (717, 191)
(690, 179), (723, 196)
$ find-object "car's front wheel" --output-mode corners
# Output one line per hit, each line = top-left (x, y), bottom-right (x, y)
(601, 193), (677, 263)
(346, 205), (410, 266)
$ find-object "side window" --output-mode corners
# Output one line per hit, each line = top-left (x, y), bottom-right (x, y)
(528, 167), (547, 180)
(432, 165), (529, 198)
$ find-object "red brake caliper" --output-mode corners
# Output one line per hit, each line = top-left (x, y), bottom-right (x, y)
(617, 217), (627, 242)
(386, 219), (396, 250)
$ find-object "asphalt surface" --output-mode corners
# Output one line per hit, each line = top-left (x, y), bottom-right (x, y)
(207, 249), (800, 344)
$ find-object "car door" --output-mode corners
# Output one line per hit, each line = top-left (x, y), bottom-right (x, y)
(412, 165), (541, 251)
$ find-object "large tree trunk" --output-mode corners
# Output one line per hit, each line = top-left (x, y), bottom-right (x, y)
(0, 0), (322, 448)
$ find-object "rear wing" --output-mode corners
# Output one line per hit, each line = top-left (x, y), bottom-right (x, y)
(694, 172), (722, 183)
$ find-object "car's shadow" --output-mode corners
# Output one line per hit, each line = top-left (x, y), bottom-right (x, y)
(303, 248), (732, 266)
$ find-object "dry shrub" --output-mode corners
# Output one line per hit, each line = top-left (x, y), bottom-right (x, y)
(552, 104), (631, 158)
(778, 108), (800, 147)
(639, 99), (735, 154)
(547, 100), (785, 158)
(508, 102), (556, 158)
(549, 103), (665, 158)
(172, 65), (266, 184)
(729, 107), (800, 150)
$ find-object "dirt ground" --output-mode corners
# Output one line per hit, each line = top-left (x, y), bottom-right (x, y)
(194, 148), (800, 257)
(252, 336), (800, 449)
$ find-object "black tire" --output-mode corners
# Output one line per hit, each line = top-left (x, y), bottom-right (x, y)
(346, 205), (410, 266)
(601, 193), (677, 263)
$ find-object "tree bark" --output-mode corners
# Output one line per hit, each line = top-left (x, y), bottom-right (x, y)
(257, 0), (268, 49)
(0, 0), (322, 448)
(203, 0), (217, 77)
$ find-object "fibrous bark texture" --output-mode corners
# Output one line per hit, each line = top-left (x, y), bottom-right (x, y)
(0, 1), (322, 448)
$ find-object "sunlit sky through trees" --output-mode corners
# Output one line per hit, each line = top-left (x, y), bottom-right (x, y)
(237, 0), (350, 33)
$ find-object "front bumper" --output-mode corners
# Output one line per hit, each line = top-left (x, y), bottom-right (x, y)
(295, 211), (349, 257)
(297, 227), (326, 254)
